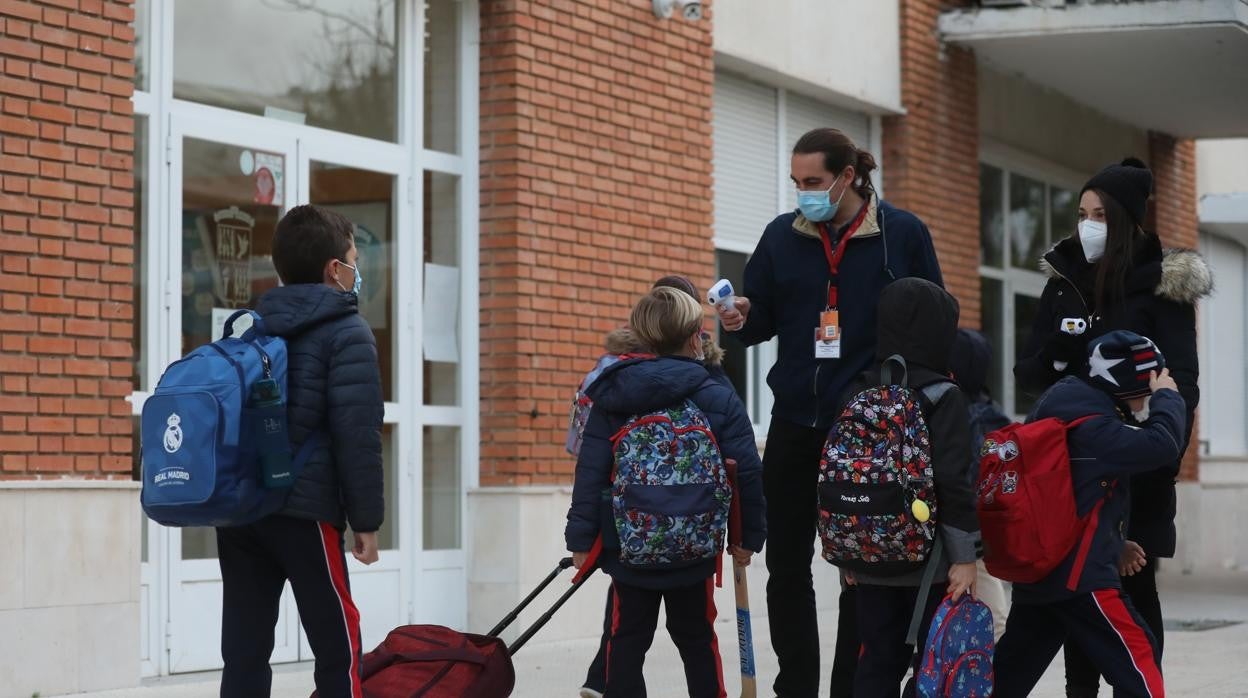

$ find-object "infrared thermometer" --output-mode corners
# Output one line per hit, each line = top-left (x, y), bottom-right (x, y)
(708, 279), (736, 312)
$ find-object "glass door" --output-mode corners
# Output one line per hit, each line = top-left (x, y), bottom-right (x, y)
(163, 112), (301, 673)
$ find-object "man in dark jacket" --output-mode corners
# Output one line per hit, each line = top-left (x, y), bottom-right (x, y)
(994, 331), (1185, 698)
(567, 288), (766, 698)
(217, 205), (384, 698)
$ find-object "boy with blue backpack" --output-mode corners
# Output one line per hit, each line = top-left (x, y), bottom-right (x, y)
(565, 286), (766, 698)
(991, 331), (1183, 698)
(817, 278), (982, 697)
(218, 205), (383, 698)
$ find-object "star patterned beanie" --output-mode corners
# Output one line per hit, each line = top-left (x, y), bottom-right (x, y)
(1085, 330), (1165, 399)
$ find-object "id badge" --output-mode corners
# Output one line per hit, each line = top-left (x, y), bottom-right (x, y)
(820, 310), (840, 341)
(815, 327), (841, 359)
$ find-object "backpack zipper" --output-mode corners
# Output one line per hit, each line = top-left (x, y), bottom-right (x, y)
(811, 364), (822, 428)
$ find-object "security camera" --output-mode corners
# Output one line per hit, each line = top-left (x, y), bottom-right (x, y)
(653, 0), (702, 21)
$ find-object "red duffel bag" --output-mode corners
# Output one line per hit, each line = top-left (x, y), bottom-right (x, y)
(348, 625), (514, 698)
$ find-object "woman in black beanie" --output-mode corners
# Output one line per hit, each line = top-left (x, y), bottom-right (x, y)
(1014, 157), (1213, 697)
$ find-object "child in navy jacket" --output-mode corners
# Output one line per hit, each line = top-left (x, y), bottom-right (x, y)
(566, 287), (766, 698)
(994, 330), (1185, 698)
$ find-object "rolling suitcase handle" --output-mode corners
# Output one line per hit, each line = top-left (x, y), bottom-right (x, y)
(484, 556), (599, 657)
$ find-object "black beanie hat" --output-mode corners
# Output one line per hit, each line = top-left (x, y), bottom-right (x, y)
(1081, 157), (1153, 227)
(1086, 330), (1165, 399)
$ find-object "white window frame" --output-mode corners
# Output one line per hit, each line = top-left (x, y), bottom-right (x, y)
(979, 142), (1084, 418)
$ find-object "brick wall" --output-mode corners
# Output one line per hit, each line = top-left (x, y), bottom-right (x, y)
(0, 0), (135, 477)
(1149, 132), (1201, 481)
(478, 0), (715, 485)
(882, 0), (980, 326)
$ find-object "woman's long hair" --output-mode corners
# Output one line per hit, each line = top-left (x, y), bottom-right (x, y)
(1090, 188), (1145, 312)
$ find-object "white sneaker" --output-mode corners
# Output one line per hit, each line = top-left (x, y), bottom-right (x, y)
(579, 688), (605, 698)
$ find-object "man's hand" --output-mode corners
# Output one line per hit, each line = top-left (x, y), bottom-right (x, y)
(947, 562), (977, 601)
(1150, 368), (1178, 394)
(717, 297), (751, 332)
(1119, 540), (1147, 577)
(572, 551), (590, 569)
(352, 531), (380, 565)
(728, 545), (754, 567)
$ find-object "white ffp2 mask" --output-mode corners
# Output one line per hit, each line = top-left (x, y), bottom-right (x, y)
(1078, 219), (1108, 263)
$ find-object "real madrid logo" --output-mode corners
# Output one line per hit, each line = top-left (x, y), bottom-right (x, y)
(163, 413), (184, 454)
(997, 440), (1020, 462)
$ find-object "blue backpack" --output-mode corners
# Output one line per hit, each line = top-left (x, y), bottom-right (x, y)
(916, 594), (995, 697)
(140, 310), (316, 527)
(609, 399), (731, 568)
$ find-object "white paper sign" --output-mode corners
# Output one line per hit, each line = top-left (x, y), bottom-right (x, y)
(422, 264), (460, 363)
(212, 307), (252, 342)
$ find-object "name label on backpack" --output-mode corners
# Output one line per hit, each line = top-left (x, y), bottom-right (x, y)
(153, 468), (192, 485)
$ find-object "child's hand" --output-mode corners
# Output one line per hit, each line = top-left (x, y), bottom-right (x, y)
(572, 551), (590, 569)
(352, 531), (379, 565)
(727, 545), (754, 567)
(1119, 540), (1147, 577)
(1150, 368), (1178, 394)
(947, 562), (977, 601)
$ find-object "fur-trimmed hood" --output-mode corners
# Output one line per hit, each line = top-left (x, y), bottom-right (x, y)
(602, 327), (724, 367)
(1039, 238), (1213, 305)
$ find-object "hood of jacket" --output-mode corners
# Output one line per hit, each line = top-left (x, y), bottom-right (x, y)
(950, 328), (993, 398)
(602, 327), (724, 367)
(791, 192), (881, 240)
(255, 284), (360, 338)
(1040, 234), (1213, 305)
(586, 356), (710, 415)
(875, 277), (960, 374)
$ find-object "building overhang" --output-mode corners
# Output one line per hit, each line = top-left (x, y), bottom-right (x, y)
(1201, 193), (1248, 245)
(939, 1), (1248, 138)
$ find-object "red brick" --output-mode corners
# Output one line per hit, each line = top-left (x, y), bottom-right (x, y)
(0, 2), (42, 22)
(30, 62), (75, 87)
(67, 12), (110, 37)
(0, 37), (40, 61)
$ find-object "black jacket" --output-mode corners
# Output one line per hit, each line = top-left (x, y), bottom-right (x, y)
(1014, 234), (1211, 557)
(732, 196), (943, 430)
(1014, 377), (1186, 603)
(565, 356), (767, 590)
(256, 284), (385, 532)
(840, 279), (980, 587)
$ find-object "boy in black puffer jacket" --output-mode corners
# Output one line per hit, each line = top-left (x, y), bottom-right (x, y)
(566, 287), (766, 698)
(994, 331), (1184, 698)
(217, 205), (384, 698)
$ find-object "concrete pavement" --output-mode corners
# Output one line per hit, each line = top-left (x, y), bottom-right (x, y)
(58, 569), (1248, 697)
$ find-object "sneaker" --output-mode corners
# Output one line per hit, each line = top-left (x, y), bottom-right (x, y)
(579, 688), (605, 698)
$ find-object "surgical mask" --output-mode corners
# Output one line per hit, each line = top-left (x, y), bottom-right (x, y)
(797, 176), (846, 223)
(1078, 219), (1108, 263)
(1131, 396), (1151, 423)
(336, 260), (362, 295)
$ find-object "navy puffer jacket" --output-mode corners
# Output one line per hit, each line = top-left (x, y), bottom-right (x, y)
(565, 356), (767, 590)
(256, 284), (384, 532)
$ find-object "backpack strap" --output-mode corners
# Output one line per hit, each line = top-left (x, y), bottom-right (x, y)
(920, 380), (956, 406)
(906, 534), (945, 646)
(881, 354), (909, 387)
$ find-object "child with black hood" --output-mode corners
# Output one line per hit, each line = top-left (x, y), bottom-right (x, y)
(837, 278), (981, 697)
(993, 330), (1185, 698)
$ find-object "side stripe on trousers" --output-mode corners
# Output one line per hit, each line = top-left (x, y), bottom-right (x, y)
(318, 522), (364, 698)
(1092, 589), (1165, 698)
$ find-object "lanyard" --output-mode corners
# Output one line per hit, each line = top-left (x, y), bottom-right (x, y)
(818, 201), (870, 308)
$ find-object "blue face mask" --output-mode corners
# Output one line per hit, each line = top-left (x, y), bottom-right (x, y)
(797, 175), (847, 223)
(336, 260), (362, 295)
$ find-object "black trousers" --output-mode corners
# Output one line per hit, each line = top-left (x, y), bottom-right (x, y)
(217, 516), (364, 698)
(603, 578), (725, 698)
(853, 585), (943, 698)
(829, 585), (861, 698)
(996, 591), (1163, 698)
(764, 417), (828, 698)
(583, 591), (613, 692)
(1064, 562), (1163, 696)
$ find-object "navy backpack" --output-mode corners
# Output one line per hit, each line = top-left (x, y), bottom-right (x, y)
(140, 310), (316, 527)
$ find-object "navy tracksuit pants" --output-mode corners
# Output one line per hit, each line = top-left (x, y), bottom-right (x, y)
(602, 578), (726, 698)
(853, 584), (945, 698)
(994, 590), (1164, 698)
(217, 516), (364, 698)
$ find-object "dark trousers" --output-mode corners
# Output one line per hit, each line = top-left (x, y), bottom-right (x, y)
(583, 591), (613, 691)
(853, 585), (943, 698)
(603, 578), (725, 698)
(996, 590), (1163, 698)
(829, 585), (860, 698)
(217, 516), (363, 698)
(764, 417), (828, 698)
(1064, 562), (1163, 696)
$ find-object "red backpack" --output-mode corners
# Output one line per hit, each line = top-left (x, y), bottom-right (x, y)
(976, 416), (1103, 589)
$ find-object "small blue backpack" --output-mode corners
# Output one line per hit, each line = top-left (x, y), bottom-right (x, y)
(140, 310), (316, 527)
(916, 594), (995, 697)
(609, 399), (731, 568)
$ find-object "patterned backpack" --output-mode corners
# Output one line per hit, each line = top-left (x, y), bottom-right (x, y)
(565, 354), (623, 456)
(916, 594), (995, 697)
(817, 356), (954, 574)
(609, 399), (732, 568)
